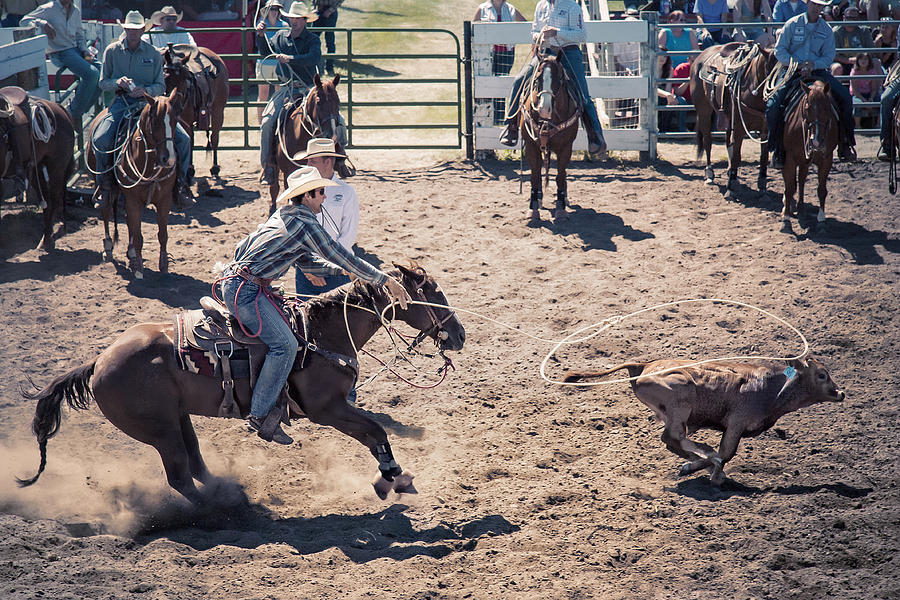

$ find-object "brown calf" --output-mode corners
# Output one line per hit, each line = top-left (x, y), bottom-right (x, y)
(565, 357), (845, 485)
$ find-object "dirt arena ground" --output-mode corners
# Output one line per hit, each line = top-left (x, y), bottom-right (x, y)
(0, 141), (898, 599)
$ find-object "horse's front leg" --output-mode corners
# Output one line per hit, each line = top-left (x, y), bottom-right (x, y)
(781, 159), (798, 224)
(554, 143), (573, 221)
(725, 127), (742, 199)
(815, 156), (831, 231)
(524, 142), (542, 224)
(157, 196), (170, 274)
(125, 194), (145, 279)
(759, 131), (769, 195)
(797, 161), (809, 217)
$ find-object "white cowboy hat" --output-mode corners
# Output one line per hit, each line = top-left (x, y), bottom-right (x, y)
(150, 6), (184, 27)
(281, 1), (317, 20)
(292, 138), (347, 162)
(276, 166), (338, 204)
(118, 10), (148, 30)
(262, 0), (285, 13)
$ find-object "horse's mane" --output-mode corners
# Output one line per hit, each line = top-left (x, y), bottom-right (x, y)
(302, 261), (425, 320)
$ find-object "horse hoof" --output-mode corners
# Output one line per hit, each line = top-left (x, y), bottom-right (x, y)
(210, 165), (221, 177)
(134, 270), (144, 280)
(392, 471), (417, 495)
(373, 475), (393, 500)
(526, 209), (540, 226)
(723, 188), (734, 200)
(704, 178), (715, 186)
(553, 208), (568, 221)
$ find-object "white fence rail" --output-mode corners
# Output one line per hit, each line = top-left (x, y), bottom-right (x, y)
(470, 16), (657, 157)
(0, 30), (49, 98)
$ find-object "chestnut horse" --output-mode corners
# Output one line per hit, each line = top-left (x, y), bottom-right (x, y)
(86, 90), (183, 279)
(18, 264), (466, 505)
(270, 73), (347, 212)
(161, 45), (227, 177)
(520, 50), (580, 224)
(780, 79), (838, 231)
(691, 42), (777, 197)
(0, 91), (75, 250)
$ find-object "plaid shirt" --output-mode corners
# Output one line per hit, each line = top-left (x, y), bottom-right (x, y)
(228, 203), (388, 285)
(532, 0), (585, 48)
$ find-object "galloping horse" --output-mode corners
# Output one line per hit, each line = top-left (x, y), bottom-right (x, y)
(18, 264), (466, 505)
(86, 89), (183, 279)
(271, 74), (347, 212)
(691, 42), (777, 197)
(0, 88), (75, 251)
(161, 44), (227, 177)
(780, 79), (839, 230)
(520, 50), (581, 224)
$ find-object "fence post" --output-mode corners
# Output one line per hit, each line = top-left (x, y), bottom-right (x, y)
(464, 21), (474, 160)
(640, 11), (658, 161)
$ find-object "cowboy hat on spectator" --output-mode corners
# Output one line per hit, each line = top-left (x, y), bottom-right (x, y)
(118, 10), (148, 30)
(276, 166), (338, 204)
(292, 138), (347, 162)
(281, 1), (317, 20)
(150, 6), (184, 27)
(261, 0), (285, 15)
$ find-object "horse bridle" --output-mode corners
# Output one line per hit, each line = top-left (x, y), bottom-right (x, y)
(800, 91), (835, 161)
(300, 88), (338, 140)
(408, 272), (456, 345)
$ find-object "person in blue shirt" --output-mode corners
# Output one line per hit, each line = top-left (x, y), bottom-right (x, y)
(772, 0), (808, 23)
(765, 0), (856, 168)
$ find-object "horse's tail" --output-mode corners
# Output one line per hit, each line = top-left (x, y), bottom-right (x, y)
(17, 360), (96, 487)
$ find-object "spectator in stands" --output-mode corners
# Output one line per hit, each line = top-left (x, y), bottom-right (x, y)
(614, 8), (641, 74)
(474, 0), (527, 126)
(657, 54), (691, 131)
(831, 5), (873, 77)
(291, 138), (357, 297)
(21, 0), (100, 126)
(93, 10), (194, 210)
(874, 17), (897, 70)
(2, 0), (38, 27)
(860, 0), (900, 22)
(312, 0), (343, 76)
(498, 0), (607, 156)
(766, 0), (856, 167)
(772, 0), (806, 23)
(259, 0), (321, 185)
(849, 52), (883, 126)
(255, 0), (287, 123)
(733, 0), (774, 45)
(658, 10), (699, 68)
(143, 6), (197, 48)
(693, 0), (733, 47)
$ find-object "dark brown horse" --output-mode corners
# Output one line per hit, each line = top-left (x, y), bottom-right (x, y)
(161, 44), (228, 177)
(86, 90), (183, 279)
(691, 42), (776, 197)
(0, 90), (75, 251)
(18, 264), (466, 505)
(780, 79), (839, 231)
(271, 74), (347, 212)
(521, 50), (580, 224)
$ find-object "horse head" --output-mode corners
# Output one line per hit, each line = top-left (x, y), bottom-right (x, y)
(306, 73), (342, 142)
(141, 88), (182, 169)
(801, 80), (835, 156)
(532, 51), (564, 121)
(392, 262), (466, 352)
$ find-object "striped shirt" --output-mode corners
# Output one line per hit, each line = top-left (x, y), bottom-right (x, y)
(228, 203), (387, 285)
(532, 0), (585, 48)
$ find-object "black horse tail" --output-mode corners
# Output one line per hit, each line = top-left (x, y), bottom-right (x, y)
(16, 361), (96, 487)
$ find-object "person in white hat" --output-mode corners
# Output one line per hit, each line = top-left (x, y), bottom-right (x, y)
(259, 1), (321, 184)
(291, 138), (357, 297)
(142, 5), (196, 49)
(766, 0), (857, 168)
(255, 0), (288, 122)
(218, 166), (410, 444)
(93, 10), (194, 210)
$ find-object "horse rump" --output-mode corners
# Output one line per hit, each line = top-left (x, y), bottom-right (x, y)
(16, 361), (96, 487)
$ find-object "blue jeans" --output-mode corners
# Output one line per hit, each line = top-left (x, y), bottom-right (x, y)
(312, 9), (338, 73)
(507, 46), (605, 142)
(294, 269), (350, 297)
(50, 48), (101, 121)
(93, 95), (192, 181)
(260, 85), (306, 167)
(0, 14), (23, 27)
(221, 276), (299, 418)
(880, 76), (900, 145)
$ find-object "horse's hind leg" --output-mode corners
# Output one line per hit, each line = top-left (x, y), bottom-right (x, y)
(153, 434), (206, 505)
(179, 414), (213, 484)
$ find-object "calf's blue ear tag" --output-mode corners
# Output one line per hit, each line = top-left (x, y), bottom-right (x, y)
(783, 366), (797, 380)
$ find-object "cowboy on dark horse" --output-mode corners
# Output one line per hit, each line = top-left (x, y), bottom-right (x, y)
(765, 0), (856, 169)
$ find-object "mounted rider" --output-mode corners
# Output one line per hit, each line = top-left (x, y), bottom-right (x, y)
(498, 0), (607, 156)
(877, 61), (900, 160)
(142, 5), (197, 49)
(259, 0), (321, 185)
(92, 10), (194, 210)
(218, 165), (410, 444)
(765, 0), (856, 169)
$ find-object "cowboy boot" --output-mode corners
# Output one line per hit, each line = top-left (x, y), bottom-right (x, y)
(582, 117), (607, 156)
(499, 119), (519, 147)
(260, 161), (278, 185)
(878, 142), (892, 162)
(93, 173), (115, 210)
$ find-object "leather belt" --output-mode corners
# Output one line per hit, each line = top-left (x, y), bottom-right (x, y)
(235, 266), (273, 288)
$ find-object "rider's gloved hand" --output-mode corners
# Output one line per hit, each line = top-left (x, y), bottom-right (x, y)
(384, 277), (410, 310)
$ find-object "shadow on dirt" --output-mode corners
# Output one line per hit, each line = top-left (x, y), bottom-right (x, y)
(672, 477), (874, 501)
(136, 499), (519, 563)
(544, 204), (655, 251)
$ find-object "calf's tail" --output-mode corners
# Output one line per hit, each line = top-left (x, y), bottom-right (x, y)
(16, 361), (96, 487)
(564, 362), (647, 384)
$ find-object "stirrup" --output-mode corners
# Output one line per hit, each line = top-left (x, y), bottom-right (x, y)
(499, 124), (518, 147)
